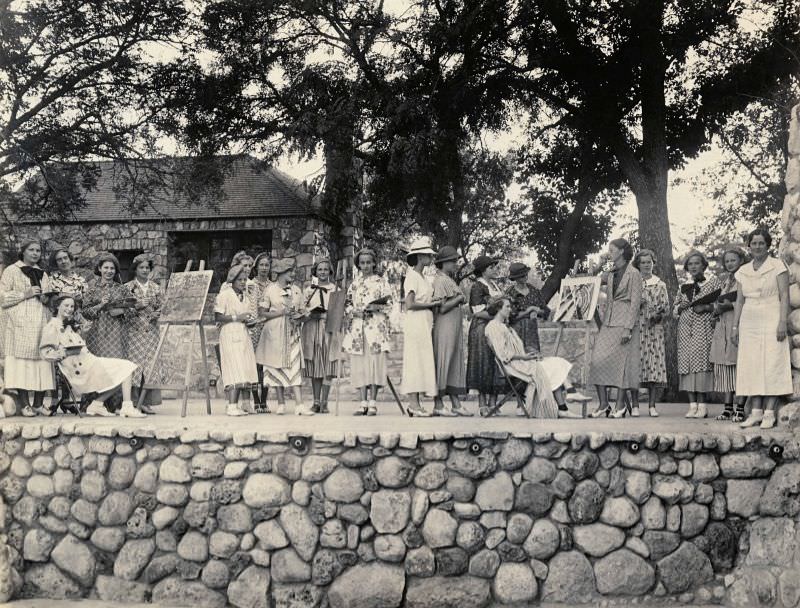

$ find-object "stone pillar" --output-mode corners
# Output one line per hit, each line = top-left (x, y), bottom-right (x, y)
(780, 103), (800, 428)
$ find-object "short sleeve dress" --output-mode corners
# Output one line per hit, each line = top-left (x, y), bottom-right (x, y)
(255, 282), (305, 387)
(639, 275), (669, 386)
(466, 278), (503, 394)
(400, 268), (437, 396)
(675, 276), (721, 393)
(214, 288), (258, 390)
(432, 270), (466, 396)
(734, 257), (792, 396)
(505, 284), (549, 353)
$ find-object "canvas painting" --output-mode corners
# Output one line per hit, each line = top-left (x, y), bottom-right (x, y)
(553, 276), (602, 322)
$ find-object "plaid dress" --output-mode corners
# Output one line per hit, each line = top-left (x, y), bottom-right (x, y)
(83, 278), (129, 359)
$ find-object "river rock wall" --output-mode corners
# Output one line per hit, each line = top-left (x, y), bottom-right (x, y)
(1, 423), (799, 607)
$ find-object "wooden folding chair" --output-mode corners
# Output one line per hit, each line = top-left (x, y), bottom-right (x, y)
(482, 340), (528, 418)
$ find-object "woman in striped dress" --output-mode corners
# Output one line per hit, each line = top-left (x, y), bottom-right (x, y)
(673, 250), (721, 419)
(302, 259), (337, 414)
(214, 265), (258, 416)
(249, 252), (271, 412)
(124, 254), (163, 413)
(632, 249), (668, 417)
(710, 247), (746, 422)
(256, 259), (313, 415)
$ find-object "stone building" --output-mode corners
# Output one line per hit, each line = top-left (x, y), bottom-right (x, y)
(0, 155), (332, 292)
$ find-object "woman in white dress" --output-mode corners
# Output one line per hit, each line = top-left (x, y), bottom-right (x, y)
(485, 298), (586, 418)
(214, 265), (259, 416)
(40, 295), (143, 417)
(0, 240), (54, 416)
(734, 227), (792, 429)
(400, 237), (441, 416)
(256, 259), (313, 415)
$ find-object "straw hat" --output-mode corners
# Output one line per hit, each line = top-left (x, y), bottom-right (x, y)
(406, 236), (436, 260)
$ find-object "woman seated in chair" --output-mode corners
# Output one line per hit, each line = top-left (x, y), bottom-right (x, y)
(484, 297), (589, 418)
(39, 295), (144, 418)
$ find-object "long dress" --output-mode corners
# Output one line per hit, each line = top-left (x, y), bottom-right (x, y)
(466, 278), (503, 394)
(400, 269), (437, 396)
(301, 281), (337, 380)
(709, 274), (739, 392)
(256, 282), (305, 388)
(83, 278), (130, 359)
(0, 262), (54, 391)
(588, 263), (642, 389)
(735, 257), (793, 396)
(341, 274), (393, 389)
(505, 284), (549, 353)
(124, 279), (163, 405)
(432, 270), (466, 396)
(40, 318), (137, 396)
(485, 320), (561, 418)
(675, 275), (721, 392)
(214, 288), (258, 390)
(248, 278), (271, 351)
(639, 275), (669, 386)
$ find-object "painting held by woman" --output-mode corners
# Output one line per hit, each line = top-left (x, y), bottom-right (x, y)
(302, 258), (337, 414)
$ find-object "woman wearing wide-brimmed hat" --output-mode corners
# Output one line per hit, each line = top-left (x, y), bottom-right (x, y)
(431, 246), (470, 416)
(672, 249), (721, 419)
(215, 264), (259, 416)
(342, 247), (393, 416)
(504, 262), (550, 354)
(302, 258), (338, 413)
(0, 240), (54, 416)
(124, 253), (163, 413)
(256, 258), (313, 415)
(400, 237), (441, 416)
(466, 254), (504, 416)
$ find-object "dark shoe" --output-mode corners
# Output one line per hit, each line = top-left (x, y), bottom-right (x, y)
(716, 407), (733, 421)
(318, 402), (329, 414)
(140, 405), (156, 415)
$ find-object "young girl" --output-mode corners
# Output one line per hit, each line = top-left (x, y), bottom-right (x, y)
(256, 259), (313, 415)
(40, 295), (143, 418)
(302, 258), (338, 413)
(214, 265), (258, 417)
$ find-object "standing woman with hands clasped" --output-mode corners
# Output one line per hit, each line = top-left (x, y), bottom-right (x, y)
(0, 240), (55, 416)
(400, 237), (441, 417)
(733, 227), (792, 429)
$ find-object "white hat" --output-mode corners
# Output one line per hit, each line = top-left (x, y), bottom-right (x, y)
(406, 236), (436, 258)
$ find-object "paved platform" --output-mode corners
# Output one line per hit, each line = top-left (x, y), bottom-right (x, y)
(1, 397), (793, 442)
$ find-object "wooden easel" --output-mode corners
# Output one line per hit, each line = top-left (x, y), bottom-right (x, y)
(137, 261), (213, 417)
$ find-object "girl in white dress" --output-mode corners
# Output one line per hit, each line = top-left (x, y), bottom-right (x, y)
(39, 295), (143, 418)
(401, 237), (441, 416)
(734, 228), (793, 429)
(214, 265), (258, 416)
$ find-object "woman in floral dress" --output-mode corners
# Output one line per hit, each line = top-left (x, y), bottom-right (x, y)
(125, 254), (163, 413)
(342, 248), (394, 416)
(632, 249), (668, 417)
(673, 250), (721, 419)
(467, 255), (503, 417)
(83, 252), (134, 413)
(248, 252), (271, 411)
(505, 262), (550, 354)
(256, 259), (313, 415)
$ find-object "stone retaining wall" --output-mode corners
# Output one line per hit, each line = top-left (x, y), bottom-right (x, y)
(1, 424), (799, 607)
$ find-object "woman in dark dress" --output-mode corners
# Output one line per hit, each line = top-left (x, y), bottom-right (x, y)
(466, 255), (503, 416)
(505, 262), (550, 354)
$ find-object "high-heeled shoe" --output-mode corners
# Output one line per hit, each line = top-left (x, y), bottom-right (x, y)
(610, 406), (629, 419)
(407, 406), (431, 418)
(589, 406), (611, 418)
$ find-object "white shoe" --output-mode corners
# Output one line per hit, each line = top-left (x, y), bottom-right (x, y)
(740, 409), (764, 428)
(516, 406), (528, 417)
(226, 404), (248, 417)
(558, 409), (582, 419)
(566, 391), (592, 402)
(86, 401), (114, 417)
(295, 404), (315, 416)
(685, 403), (698, 418)
(695, 403), (708, 419)
(631, 407), (641, 417)
(276, 403), (286, 415)
(760, 411), (776, 429)
(649, 407), (659, 417)
(119, 401), (146, 418)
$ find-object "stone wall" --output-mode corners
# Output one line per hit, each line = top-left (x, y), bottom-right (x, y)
(1, 422), (799, 607)
(782, 103), (800, 397)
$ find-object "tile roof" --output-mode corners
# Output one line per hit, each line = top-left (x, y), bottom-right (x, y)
(11, 155), (317, 223)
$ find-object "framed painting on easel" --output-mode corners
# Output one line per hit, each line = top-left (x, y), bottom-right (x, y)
(553, 275), (602, 322)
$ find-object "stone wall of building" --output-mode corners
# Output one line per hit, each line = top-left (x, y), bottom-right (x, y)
(1, 422), (799, 606)
(784, 103), (800, 399)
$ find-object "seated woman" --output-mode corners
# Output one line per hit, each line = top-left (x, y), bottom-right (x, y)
(484, 298), (588, 418)
(39, 295), (144, 418)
